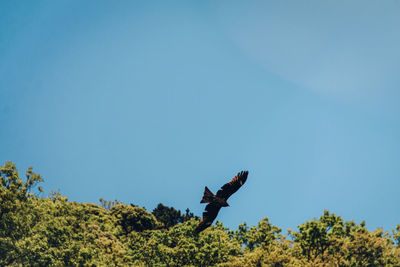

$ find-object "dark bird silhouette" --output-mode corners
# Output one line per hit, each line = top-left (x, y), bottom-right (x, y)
(195, 171), (248, 233)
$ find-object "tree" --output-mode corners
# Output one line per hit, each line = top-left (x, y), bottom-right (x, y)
(0, 162), (43, 266)
(111, 203), (160, 234)
(152, 203), (197, 229)
(127, 219), (242, 266)
(2, 162), (400, 266)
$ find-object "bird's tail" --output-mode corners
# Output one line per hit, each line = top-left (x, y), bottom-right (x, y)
(200, 186), (215, 203)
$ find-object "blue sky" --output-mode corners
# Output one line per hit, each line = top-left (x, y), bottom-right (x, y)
(1, 1), (400, 232)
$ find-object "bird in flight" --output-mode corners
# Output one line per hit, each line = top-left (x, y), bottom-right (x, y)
(195, 171), (248, 233)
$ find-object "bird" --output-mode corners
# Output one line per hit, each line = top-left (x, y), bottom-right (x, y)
(195, 171), (248, 233)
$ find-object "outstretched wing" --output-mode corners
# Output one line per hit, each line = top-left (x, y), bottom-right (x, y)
(216, 171), (248, 201)
(195, 203), (221, 233)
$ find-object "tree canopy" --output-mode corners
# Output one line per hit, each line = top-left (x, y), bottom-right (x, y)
(1, 161), (400, 266)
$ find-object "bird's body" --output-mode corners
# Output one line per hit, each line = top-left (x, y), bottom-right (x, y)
(195, 171), (248, 233)
(200, 186), (229, 206)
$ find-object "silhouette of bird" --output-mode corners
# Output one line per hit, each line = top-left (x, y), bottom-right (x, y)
(195, 171), (248, 233)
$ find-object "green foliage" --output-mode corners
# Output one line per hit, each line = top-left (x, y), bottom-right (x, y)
(99, 197), (120, 211)
(0, 162), (43, 265)
(1, 161), (400, 266)
(128, 219), (241, 266)
(111, 203), (160, 234)
(247, 217), (282, 250)
(234, 217), (282, 252)
(152, 203), (198, 229)
(292, 211), (335, 261)
(291, 210), (399, 266)
(393, 224), (400, 247)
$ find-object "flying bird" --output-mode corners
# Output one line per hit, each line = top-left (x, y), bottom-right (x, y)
(195, 171), (248, 233)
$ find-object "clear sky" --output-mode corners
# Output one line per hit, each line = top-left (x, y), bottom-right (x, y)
(1, 0), (400, 232)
